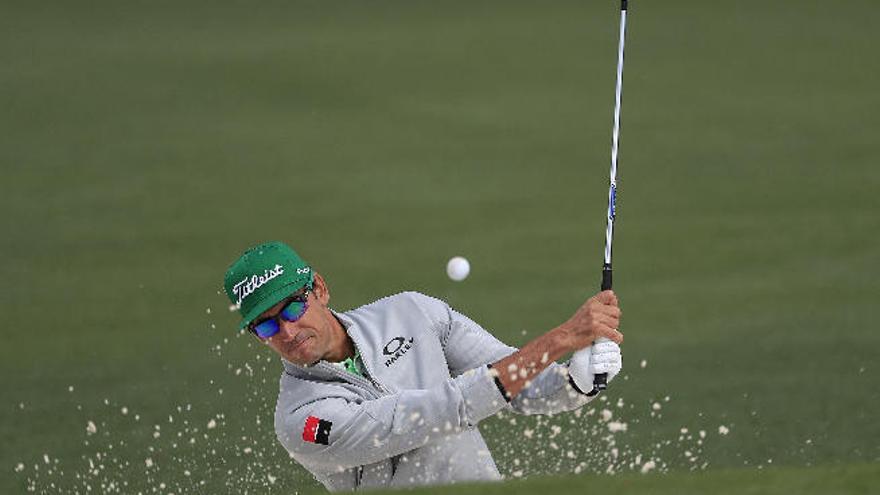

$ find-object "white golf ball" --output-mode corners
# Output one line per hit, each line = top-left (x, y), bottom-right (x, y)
(446, 256), (470, 281)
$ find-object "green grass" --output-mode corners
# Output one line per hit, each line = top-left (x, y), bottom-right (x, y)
(380, 463), (880, 495)
(1, 0), (878, 493)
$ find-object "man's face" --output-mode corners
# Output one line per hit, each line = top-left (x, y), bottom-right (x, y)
(254, 274), (341, 366)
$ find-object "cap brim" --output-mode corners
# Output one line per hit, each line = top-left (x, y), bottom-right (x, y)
(237, 277), (310, 329)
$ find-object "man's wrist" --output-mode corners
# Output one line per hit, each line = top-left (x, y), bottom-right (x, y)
(486, 364), (512, 403)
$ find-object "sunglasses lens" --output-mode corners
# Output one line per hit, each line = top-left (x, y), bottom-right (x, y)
(253, 319), (280, 339)
(280, 300), (308, 322)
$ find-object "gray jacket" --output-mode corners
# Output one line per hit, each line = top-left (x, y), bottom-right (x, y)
(274, 292), (595, 491)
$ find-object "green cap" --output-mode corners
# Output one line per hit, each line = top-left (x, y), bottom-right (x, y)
(224, 241), (314, 329)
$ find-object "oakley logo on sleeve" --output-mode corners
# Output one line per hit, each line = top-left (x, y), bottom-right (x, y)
(383, 336), (414, 368)
(302, 415), (332, 445)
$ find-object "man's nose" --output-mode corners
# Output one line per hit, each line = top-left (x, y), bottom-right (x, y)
(277, 318), (301, 337)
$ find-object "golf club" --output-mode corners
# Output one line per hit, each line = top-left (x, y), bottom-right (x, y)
(594, 0), (628, 391)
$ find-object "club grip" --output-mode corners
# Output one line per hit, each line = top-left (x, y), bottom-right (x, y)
(593, 372), (608, 391)
(593, 263), (613, 390)
(601, 264), (613, 291)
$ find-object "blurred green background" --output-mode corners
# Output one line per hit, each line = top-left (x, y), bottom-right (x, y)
(2, 0), (878, 493)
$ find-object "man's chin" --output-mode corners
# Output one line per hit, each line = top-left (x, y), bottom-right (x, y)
(284, 354), (308, 366)
(280, 337), (315, 364)
(284, 350), (319, 367)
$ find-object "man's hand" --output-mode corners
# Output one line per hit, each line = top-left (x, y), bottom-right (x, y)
(490, 290), (623, 400)
(559, 290), (623, 351)
(568, 341), (623, 394)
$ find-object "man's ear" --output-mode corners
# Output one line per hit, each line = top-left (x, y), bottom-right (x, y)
(313, 272), (330, 306)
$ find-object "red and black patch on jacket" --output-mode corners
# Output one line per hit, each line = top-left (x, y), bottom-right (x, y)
(302, 415), (332, 445)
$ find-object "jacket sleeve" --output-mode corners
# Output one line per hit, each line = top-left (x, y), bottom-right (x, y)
(408, 292), (597, 415)
(277, 364), (508, 471)
(508, 361), (596, 415)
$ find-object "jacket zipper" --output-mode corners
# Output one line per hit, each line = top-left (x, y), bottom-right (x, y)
(347, 334), (391, 395)
(314, 361), (387, 398)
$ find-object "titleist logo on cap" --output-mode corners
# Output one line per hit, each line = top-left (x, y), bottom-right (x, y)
(233, 264), (286, 305)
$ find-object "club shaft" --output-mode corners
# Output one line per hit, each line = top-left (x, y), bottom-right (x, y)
(604, 2), (627, 269)
(594, 0), (628, 392)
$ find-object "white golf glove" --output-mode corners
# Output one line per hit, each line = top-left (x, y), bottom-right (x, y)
(569, 340), (623, 395)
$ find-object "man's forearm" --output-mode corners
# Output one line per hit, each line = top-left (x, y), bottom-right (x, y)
(490, 290), (623, 399)
(490, 326), (572, 398)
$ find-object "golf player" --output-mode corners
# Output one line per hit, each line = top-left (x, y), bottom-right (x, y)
(224, 241), (623, 491)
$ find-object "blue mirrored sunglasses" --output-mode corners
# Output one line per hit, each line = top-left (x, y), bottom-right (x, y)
(249, 288), (311, 339)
